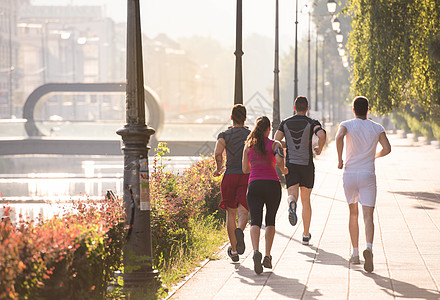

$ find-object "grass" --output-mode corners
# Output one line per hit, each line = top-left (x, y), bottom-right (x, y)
(161, 215), (227, 286)
(119, 214), (228, 300)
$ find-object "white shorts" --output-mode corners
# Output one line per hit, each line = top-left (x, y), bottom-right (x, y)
(343, 171), (377, 207)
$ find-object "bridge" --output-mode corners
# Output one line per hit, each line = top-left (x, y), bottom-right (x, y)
(0, 83), (221, 157)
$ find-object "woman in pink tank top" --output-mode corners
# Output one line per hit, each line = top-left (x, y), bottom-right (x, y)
(242, 116), (288, 274)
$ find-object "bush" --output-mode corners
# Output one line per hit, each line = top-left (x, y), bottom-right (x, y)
(1, 144), (226, 298)
(0, 195), (125, 300)
(149, 143), (223, 271)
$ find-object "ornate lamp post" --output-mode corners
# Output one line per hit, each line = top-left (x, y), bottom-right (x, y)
(116, 0), (158, 286)
(315, 31), (319, 111)
(234, 0), (243, 105)
(272, 0), (280, 137)
(307, 7), (311, 106)
(293, 0), (299, 101)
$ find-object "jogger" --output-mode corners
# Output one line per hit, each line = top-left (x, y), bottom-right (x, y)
(214, 104), (250, 262)
(242, 116), (288, 274)
(336, 96), (391, 273)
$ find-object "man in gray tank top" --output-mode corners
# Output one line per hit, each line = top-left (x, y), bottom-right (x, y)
(274, 96), (326, 245)
(214, 104), (250, 261)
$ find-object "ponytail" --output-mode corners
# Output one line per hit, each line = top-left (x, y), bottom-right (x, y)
(246, 116), (271, 155)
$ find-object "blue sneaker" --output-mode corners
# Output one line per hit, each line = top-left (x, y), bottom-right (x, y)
(302, 233), (311, 245)
(288, 200), (298, 226)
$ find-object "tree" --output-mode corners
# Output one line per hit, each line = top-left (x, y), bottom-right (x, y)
(347, 0), (440, 121)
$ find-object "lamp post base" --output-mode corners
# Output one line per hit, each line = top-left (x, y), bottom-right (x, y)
(122, 269), (161, 288)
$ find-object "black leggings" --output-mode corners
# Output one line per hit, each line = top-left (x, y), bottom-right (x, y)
(246, 180), (282, 228)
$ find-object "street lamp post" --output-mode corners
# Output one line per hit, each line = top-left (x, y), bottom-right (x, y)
(272, 0), (280, 137)
(294, 0), (299, 101)
(234, 0), (243, 105)
(315, 30), (318, 112)
(8, 0), (13, 117)
(321, 37), (326, 120)
(116, 0), (158, 286)
(307, 8), (311, 106)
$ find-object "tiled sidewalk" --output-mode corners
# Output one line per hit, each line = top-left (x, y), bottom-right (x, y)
(171, 134), (440, 299)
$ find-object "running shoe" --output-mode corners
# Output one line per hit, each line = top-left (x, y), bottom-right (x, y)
(363, 248), (374, 273)
(302, 233), (311, 245)
(288, 200), (298, 226)
(262, 256), (272, 269)
(235, 228), (245, 255)
(227, 246), (239, 262)
(253, 250), (263, 274)
(349, 255), (360, 264)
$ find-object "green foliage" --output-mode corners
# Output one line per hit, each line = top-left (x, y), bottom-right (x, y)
(347, 0), (440, 121)
(149, 143), (225, 284)
(392, 107), (440, 140)
(158, 215), (225, 287)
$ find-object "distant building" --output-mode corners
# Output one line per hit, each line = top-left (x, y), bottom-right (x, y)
(17, 4), (122, 121)
(0, 0), (27, 118)
(1, 2), (220, 123)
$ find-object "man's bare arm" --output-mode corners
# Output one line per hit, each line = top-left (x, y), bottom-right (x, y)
(274, 130), (286, 148)
(314, 125), (326, 155)
(335, 125), (347, 169)
(272, 141), (288, 175)
(242, 145), (251, 174)
(213, 138), (226, 176)
(375, 132), (391, 158)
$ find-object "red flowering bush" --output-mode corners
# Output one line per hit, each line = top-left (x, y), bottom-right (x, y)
(149, 143), (223, 269)
(0, 193), (125, 299)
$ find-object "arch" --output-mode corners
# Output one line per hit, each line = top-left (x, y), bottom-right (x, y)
(23, 83), (164, 138)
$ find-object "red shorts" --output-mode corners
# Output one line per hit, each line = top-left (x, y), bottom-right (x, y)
(219, 173), (249, 211)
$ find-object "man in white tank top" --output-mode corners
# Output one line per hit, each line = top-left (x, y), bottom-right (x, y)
(335, 96), (391, 273)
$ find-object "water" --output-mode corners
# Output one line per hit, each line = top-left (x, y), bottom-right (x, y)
(0, 155), (202, 222)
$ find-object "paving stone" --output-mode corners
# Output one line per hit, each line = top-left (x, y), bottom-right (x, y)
(171, 135), (440, 299)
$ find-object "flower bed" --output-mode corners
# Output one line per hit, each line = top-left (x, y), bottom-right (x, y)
(150, 143), (224, 271)
(0, 195), (124, 299)
(0, 144), (224, 298)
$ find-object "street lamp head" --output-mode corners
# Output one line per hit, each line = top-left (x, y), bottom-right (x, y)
(336, 32), (344, 44)
(332, 17), (341, 32)
(77, 37), (87, 45)
(60, 31), (71, 40)
(338, 48), (346, 57)
(327, 0), (337, 15)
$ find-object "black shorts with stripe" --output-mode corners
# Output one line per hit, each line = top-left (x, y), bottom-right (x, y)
(285, 162), (315, 189)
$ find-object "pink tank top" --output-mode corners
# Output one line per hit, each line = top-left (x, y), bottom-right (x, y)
(248, 138), (280, 183)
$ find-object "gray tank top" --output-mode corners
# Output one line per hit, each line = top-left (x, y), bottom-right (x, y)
(217, 126), (250, 174)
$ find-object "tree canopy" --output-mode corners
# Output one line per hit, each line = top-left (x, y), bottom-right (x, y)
(347, 0), (440, 119)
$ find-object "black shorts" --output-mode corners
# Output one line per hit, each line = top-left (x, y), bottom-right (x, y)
(285, 162), (315, 189)
(246, 180), (282, 228)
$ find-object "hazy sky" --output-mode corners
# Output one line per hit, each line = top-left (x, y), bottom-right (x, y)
(30, 0), (313, 54)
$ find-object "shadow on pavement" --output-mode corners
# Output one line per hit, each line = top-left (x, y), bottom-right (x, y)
(393, 191), (440, 205)
(359, 270), (440, 299)
(236, 265), (323, 299)
(298, 246), (349, 268)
